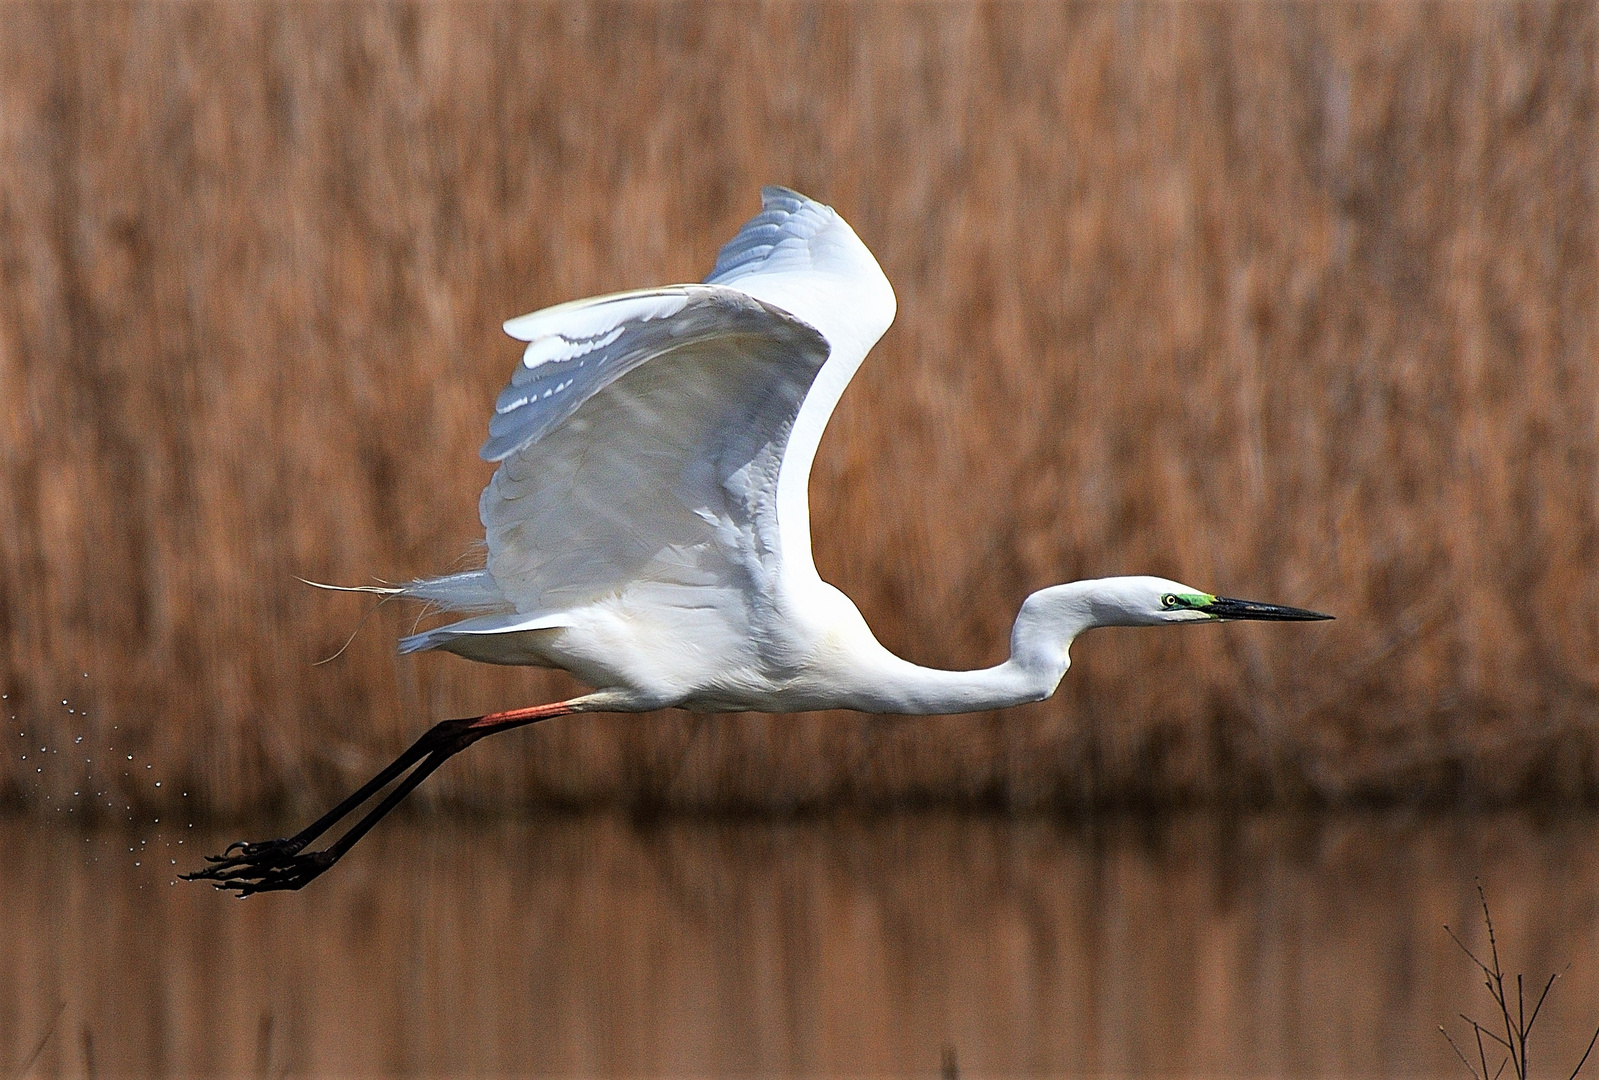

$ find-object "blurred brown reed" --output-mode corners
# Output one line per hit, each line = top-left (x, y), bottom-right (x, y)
(0, 3), (1593, 817)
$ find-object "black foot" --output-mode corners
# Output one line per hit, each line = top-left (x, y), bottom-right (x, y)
(181, 837), (336, 896)
(182, 708), (571, 896)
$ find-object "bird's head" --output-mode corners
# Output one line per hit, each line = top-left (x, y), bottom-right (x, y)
(1010, 575), (1331, 687)
(1016, 575), (1331, 639)
(1082, 576), (1334, 627)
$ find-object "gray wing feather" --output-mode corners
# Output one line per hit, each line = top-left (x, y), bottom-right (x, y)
(411, 188), (891, 650)
(478, 281), (832, 619)
(705, 186), (834, 287)
(482, 284), (825, 463)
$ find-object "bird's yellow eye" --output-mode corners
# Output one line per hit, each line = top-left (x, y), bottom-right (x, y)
(1161, 594), (1179, 609)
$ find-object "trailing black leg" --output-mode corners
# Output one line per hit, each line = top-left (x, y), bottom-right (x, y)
(183, 701), (577, 895)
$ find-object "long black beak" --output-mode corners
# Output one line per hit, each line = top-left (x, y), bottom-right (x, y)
(1201, 596), (1334, 621)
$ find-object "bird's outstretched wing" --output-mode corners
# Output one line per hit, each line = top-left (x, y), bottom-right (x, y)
(476, 188), (896, 624)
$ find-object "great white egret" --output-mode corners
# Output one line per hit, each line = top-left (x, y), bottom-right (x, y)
(188, 187), (1329, 895)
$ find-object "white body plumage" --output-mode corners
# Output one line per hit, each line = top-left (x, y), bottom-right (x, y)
(393, 189), (1328, 716)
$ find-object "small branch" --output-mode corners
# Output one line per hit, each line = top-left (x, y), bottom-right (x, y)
(1480, 884), (1501, 978)
(1569, 1026), (1599, 1080)
(1442, 885), (1599, 1080)
(1464, 1015), (1513, 1053)
(1448, 923), (1496, 983)
(1518, 973), (1528, 1080)
(1474, 883), (1522, 1080)
(1528, 973), (1560, 1037)
(1443, 1027), (1485, 1080)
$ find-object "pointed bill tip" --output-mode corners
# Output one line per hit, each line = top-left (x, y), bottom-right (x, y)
(1202, 597), (1334, 622)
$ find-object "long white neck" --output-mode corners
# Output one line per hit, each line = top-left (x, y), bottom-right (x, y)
(838, 579), (1121, 716)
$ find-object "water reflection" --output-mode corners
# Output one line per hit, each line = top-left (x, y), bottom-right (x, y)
(4, 812), (1598, 1077)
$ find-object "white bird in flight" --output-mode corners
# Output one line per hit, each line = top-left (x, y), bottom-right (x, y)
(190, 187), (1329, 894)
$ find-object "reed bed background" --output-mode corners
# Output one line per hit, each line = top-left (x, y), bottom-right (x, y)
(0, 2), (1593, 817)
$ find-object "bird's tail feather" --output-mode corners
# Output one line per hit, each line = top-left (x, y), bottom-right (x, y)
(395, 569), (513, 613)
(301, 569), (512, 615)
(297, 578), (404, 597)
(302, 569), (516, 662)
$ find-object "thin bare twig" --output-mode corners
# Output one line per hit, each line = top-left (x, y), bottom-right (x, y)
(1475, 885), (1523, 1080)
(1568, 1026), (1599, 1080)
(1447, 923), (1495, 983)
(1528, 974), (1561, 1038)
(1520, 975), (1528, 1080)
(1463, 1014), (1515, 1053)
(1479, 1022), (1500, 1080)
(1442, 884), (1599, 1080)
(1444, 1026), (1484, 1080)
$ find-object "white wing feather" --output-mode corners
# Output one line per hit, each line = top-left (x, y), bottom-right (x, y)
(403, 189), (896, 681)
(480, 288), (828, 615)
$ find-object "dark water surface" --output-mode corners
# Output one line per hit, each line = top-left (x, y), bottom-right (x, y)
(3, 812), (1598, 1078)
